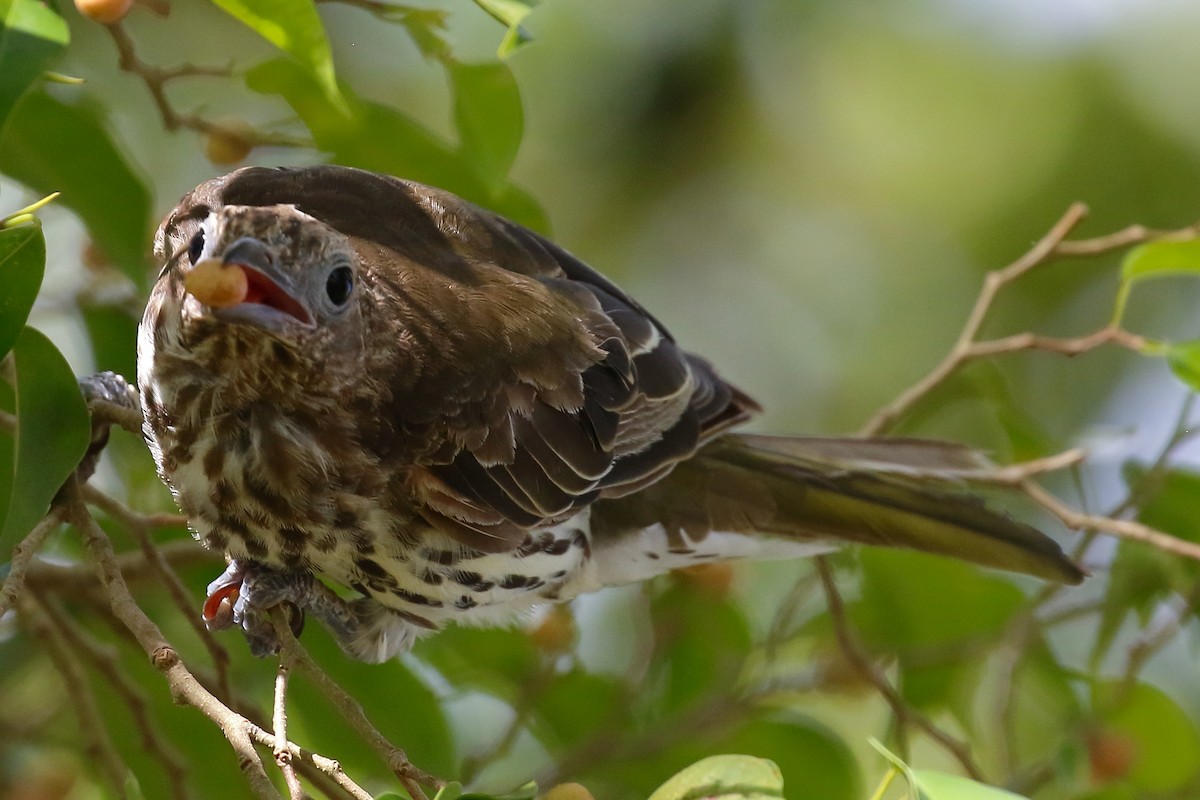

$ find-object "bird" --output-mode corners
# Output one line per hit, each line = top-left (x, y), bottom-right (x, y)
(136, 165), (1083, 662)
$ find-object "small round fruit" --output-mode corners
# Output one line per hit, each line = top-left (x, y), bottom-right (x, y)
(1088, 729), (1137, 784)
(185, 260), (249, 308)
(675, 561), (735, 597)
(527, 605), (576, 653)
(541, 783), (595, 800)
(75, 0), (134, 24)
(204, 122), (255, 166)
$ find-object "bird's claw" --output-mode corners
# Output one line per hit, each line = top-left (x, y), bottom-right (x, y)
(73, 371), (141, 484)
(203, 560), (306, 657)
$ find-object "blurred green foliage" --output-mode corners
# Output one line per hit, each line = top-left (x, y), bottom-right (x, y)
(4, 1), (1200, 799)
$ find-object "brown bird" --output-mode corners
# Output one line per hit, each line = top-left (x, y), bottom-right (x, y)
(137, 165), (1082, 662)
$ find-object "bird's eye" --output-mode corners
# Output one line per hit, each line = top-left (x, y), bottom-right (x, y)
(187, 231), (205, 264)
(326, 266), (354, 306)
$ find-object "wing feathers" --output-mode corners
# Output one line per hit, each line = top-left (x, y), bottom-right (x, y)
(171, 165), (759, 553)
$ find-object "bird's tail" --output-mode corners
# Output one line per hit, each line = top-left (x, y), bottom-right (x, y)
(588, 433), (1084, 586)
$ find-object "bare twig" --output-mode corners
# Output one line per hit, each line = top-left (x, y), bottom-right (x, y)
(814, 557), (985, 780)
(273, 618), (441, 799)
(24, 538), (217, 589)
(0, 509), (64, 616)
(941, 448), (1088, 485)
(1020, 480), (1200, 562)
(861, 203), (1091, 437)
(84, 484), (187, 530)
(85, 484), (234, 704)
(59, 478), (283, 800)
(1119, 584), (1200, 695)
(860, 206), (1199, 437)
(761, 568), (820, 661)
(40, 597), (191, 798)
(273, 659), (305, 800)
(20, 593), (130, 797)
(104, 23), (308, 147)
(245, 723), (376, 800)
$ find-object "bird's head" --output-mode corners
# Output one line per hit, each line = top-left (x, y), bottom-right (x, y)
(180, 203), (359, 335)
(146, 203), (368, 398)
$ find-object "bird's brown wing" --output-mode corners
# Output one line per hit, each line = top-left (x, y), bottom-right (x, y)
(160, 166), (758, 552)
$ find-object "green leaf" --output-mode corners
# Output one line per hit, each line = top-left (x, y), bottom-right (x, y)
(648, 580), (752, 713)
(1127, 464), (1200, 546)
(851, 549), (1023, 712)
(471, 0), (534, 58)
(0, 90), (151, 285)
(1166, 340), (1200, 392)
(0, 223), (44, 361)
(648, 755), (784, 800)
(910, 770), (1030, 800)
(1095, 680), (1200, 792)
(0, 326), (90, 546)
(449, 61), (523, 189)
(1116, 239), (1200, 326)
(212, 0), (345, 111)
(1094, 463), (1200, 664)
(289, 630), (455, 776)
(458, 782), (537, 800)
(124, 770), (147, 800)
(1120, 239), (1200, 283)
(413, 625), (539, 700)
(1092, 539), (1177, 668)
(245, 58), (547, 231)
(871, 741), (1030, 800)
(0, 0), (68, 137)
(530, 669), (629, 748)
(724, 716), (859, 800)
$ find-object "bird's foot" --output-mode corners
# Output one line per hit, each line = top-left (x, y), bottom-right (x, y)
(75, 371), (141, 482)
(202, 560), (368, 657)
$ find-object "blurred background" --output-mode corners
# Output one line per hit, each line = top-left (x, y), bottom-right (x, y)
(20, 0), (1200, 448)
(5, 0), (1200, 797)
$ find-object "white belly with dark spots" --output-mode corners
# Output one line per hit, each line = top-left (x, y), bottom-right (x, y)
(340, 512), (594, 629)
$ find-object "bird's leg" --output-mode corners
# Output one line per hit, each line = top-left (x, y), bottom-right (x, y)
(75, 371), (141, 482)
(203, 560), (376, 658)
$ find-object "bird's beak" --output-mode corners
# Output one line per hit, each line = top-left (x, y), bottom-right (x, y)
(185, 236), (314, 328)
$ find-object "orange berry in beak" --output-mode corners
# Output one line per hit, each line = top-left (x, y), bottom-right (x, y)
(185, 260), (249, 308)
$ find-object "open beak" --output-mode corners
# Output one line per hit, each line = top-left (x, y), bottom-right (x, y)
(186, 237), (314, 328)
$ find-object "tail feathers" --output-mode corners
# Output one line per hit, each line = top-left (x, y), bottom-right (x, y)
(591, 433), (1084, 585)
(736, 434), (994, 475)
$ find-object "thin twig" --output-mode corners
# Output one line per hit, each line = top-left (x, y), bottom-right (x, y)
(965, 326), (1147, 359)
(761, 569), (820, 661)
(938, 448), (1088, 485)
(1020, 480), (1200, 562)
(1118, 585), (1200, 696)
(40, 597), (191, 799)
(105, 23), (308, 147)
(273, 617), (442, 799)
(60, 478), (283, 800)
(0, 509), (64, 616)
(84, 484), (187, 530)
(245, 723), (376, 800)
(861, 203), (1091, 437)
(85, 484), (234, 704)
(860, 206), (1199, 437)
(24, 538), (217, 589)
(20, 593), (130, 797)
(273, 659), (305, 800)
(814, 557), (985, 780)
